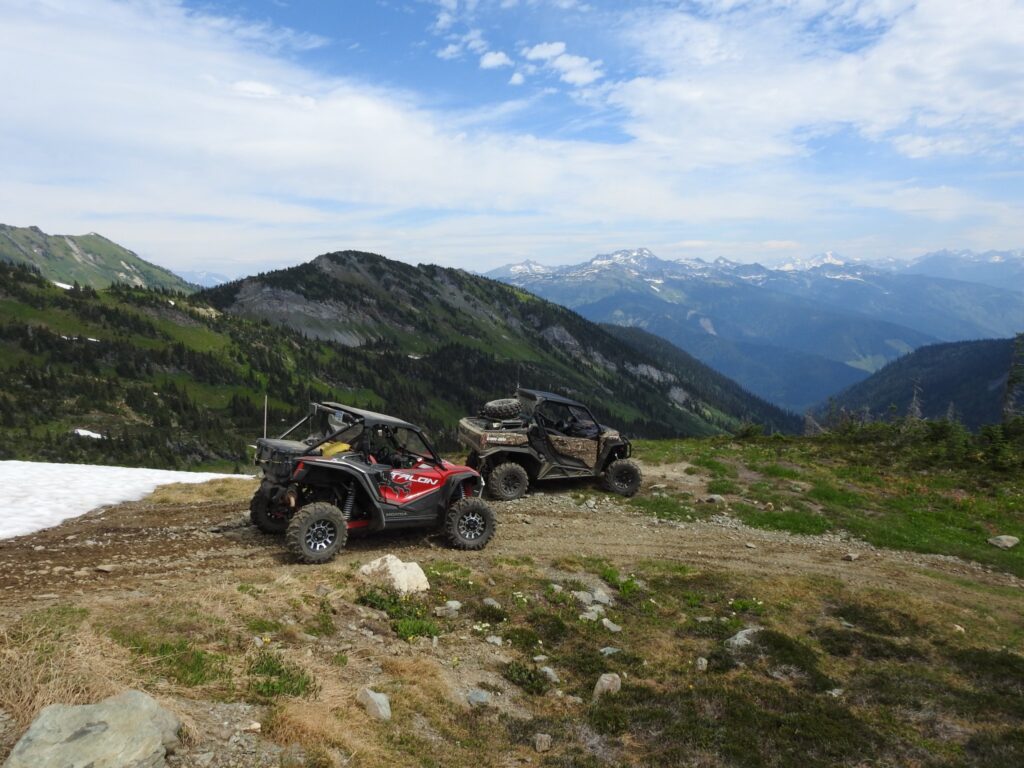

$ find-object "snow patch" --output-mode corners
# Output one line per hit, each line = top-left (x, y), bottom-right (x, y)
(0, 461), (248, 539)
(73, 428), (104, 439)
(52, 281), (73, 290)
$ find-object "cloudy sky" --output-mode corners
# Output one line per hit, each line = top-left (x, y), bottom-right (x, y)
(1, 0), (1022, 275)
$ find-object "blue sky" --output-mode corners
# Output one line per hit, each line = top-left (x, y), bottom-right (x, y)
(1, 0), (1022, 274)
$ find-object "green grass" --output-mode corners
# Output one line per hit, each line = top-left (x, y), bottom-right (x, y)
(247, 650), (316, 699)
(112, 630), (231, 687)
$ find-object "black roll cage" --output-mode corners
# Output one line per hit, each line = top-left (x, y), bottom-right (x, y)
(279, 402), (444, 466)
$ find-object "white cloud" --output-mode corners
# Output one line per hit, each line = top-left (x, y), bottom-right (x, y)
(437, 43), (462, 59)
(480, 50), (513, 69)
(522, 41), (566, 60)
(0, 0), (1019, 273)
(509, 72), (525, 85)
(548, 53), (603, 85)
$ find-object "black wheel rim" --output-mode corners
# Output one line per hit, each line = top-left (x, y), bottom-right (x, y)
(502, 475), (523, 495)
(457, 510), (486, 540)
(305, 519), (337, 551)
(614, 468), (635, 490)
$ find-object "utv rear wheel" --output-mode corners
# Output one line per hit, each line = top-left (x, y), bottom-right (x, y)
(250, 492), (289, 535)
(602, 459), (643, 497)
(482, 398), (522, 419)
(444, 498), (496, 550)
(487, 462), (529, 501)
(286, 502), (348, 564)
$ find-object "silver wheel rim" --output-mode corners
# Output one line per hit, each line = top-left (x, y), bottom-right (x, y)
(457, 510), (486, 540)
(305, 519), (337, 551)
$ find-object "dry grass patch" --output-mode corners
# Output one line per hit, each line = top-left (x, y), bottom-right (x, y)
(144, 477), (256, 506)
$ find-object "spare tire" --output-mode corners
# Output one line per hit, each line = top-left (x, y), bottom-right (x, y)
(482, 398), (521, 419)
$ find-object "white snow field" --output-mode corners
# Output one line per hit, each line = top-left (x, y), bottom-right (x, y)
(0, 461), (250, 540)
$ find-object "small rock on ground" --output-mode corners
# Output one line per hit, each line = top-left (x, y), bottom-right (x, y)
(467, 689), (491, 708)
(725, 627), (762, 650)
(601, 618), (622, 633)
(593, 672), (622, 700)
(987, 535), (1019, 550)
(534, 733), (553, 753)
(357, 688), (391, 721)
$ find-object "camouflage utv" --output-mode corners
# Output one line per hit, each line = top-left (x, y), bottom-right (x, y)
(458, 388), (642, 501)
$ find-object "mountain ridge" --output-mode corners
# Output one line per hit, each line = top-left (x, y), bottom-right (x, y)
(0, 223), (195, 293)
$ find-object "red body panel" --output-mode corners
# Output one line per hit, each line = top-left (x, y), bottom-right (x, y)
(377, 460), (474, 505)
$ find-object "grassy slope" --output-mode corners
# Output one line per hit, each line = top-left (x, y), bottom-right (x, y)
(632, 428), (1024, 578)
(0, 224), (194, 292)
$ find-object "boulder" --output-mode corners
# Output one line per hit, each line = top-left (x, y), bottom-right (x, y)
(357, 555), (430, 595)
(592, 672), (621, 700)
(433, 600), (462, 619)
(356, 688), (391, 721)
(467, 689), (491, 708)
(572, 590), (595, 606)
(482, 597), (502, 610)
(703, 494), (725, 504)
(5, 690), (179, 768)
(696, 656), (708, 672)
(987, 535), (1020, 550)
(533, 733), (553, 753)
(540, 666), (560, 683)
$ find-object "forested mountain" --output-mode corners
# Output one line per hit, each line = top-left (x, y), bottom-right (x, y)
(490, 248), (1024, 411)
(0, 251), (799, 469)
(819, 338), (1016, 430)
(0, 224), (194, 292)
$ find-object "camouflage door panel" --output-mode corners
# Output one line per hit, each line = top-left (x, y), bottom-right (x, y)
(548, 434), (598, 468)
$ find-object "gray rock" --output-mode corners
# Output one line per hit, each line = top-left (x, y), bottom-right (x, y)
(599, 647), (620, 656)
(94, 563), (117, 573)
(591, 589), (612, 606)
(467, 689), (491, 708)
(744, 542), (756, 549)
(485, 635), (503, 646)
(482, 597), (502, 610)
(601, 618), (622, 633)
(572, 590), (595, 606)
(696, 657), (708, 672)
(315, 584), (331, 597)
(704, 494), (725, 504)
(579, 609), (602, 622)
(5, 690), (179, 768)
(988, 535), (1020, 550)
(549, 584), (563, 593)
(533, 654), (549, 662)
(433, 600), (462, 618)
(356, 688), (391, 721)
(592, 672), (621, 700)
(842, 552), (860, 561)
(585, 499), (597, 510)
(540, 666), (560, 683)
(533, 733), (553, 753)
(725, 627), (762, 650)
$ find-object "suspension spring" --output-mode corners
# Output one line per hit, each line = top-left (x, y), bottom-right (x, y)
(342, 483), (356, 520)
(455, 482), (466, 501)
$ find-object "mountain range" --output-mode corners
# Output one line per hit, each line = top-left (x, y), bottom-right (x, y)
(489, 248), (1024, 411)
(0, 224), (194, 293)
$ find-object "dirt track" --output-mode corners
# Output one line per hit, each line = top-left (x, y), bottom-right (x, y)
(2, 462), (1020, 616)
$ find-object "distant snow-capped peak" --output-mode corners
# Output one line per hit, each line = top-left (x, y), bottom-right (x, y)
(589, 247), (658, 267)
(508, 259), (553, 275)
(778, 251), (846, 272)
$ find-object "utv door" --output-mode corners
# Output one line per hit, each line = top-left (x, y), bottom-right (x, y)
(537, 402), (600, 470)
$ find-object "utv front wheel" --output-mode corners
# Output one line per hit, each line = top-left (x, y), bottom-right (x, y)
(602, 459), (643, 497)
(286, 502), (348, 564)
(445, 498), (496, 551)
(487, 462), (529, 501)
(250, 492), (290, 535)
